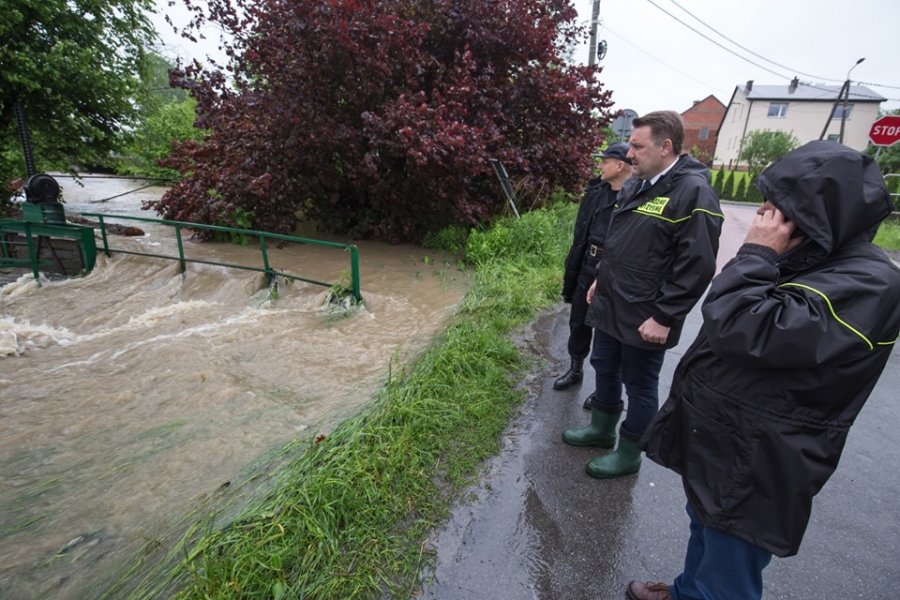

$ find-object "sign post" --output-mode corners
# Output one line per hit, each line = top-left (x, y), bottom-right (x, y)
(611, 109), (638, 142)
(868, 115), (900, 147)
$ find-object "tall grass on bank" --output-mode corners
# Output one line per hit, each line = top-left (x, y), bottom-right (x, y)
(109, 200), (578, 599)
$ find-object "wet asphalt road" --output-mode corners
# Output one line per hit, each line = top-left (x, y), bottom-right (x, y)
(417, 206), (900, 600)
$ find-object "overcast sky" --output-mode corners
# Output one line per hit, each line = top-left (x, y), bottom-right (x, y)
(151, 0), (900, 116)
(572, 0), (900, 115)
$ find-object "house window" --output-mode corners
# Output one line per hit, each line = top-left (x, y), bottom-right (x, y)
(832, 104), (854, 120)
(768, 102), (788, 118)
(699, 127), (709, 140)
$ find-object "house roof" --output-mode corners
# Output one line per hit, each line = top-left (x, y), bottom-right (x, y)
(680, 94), (726, 115)
(744, 83), (885, 103)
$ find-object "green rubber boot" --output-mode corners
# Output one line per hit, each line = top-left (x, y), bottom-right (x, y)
(585, 434), (642, 479)
(562, 402), (623, 448)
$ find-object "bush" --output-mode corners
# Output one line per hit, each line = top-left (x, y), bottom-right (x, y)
(464, 203), (573, 269)
(712, 169), (725, 197)
(422, 225), (471, 255)
(739, 130), (799, 182)
(744, 178), (763, 203)
(151, 0), (613, 243)
(734, 177), (748, 202)
(722, 171), (735, 200)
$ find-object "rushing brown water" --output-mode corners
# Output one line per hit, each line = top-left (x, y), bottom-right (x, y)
(0, 177), (471, 599)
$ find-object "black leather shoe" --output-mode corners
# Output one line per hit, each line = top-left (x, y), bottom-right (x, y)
(554, 369), (583, 390)
(553, 357), (584, 390)
(582, 393), (595, 410)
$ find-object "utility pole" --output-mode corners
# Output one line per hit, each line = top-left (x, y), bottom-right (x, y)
(587, 0), (601, 67)
(820, 57), (864, 142)
(820, 80), (849, 141)
(840, 57), (865, 144)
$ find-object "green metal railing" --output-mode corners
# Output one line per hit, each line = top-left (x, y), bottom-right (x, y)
(79, 212), (362, 302)
(886, 174), (899, 214)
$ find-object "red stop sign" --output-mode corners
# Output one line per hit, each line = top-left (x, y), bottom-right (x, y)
(869, 115), (900, 146)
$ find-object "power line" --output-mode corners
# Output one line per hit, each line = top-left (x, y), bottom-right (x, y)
(799, 81), (893, 103)
(664, 0), (843, 83)
(660, 0), (900, 95)
(858, 81), (900, 92)
(601, 25), (732, 97)
(641, 0), (794, 82)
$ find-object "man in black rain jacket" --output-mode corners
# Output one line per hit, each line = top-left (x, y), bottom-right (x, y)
(556, 142), (633, 399)
(626, 141), (900, 600)
(563, 111), (723, 479)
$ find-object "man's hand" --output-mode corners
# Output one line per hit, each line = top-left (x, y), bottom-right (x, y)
(745, 203), (805, 255)
(639, 317), (670, 345)
(586, 280), (597, 304)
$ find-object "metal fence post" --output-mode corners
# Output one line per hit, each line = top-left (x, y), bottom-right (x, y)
(97, 215), (111, 256)
(175, 225), (186, 274)
(349, 245), (361, 302)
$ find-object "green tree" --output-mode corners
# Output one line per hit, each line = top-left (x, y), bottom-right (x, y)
(117, 51), (204, 179)
(0, 0), (155, 212)
(734, 176), (748, 202)
(871, 144), (900, 178)
(722, 170), (735, 200)
(712, 168), (725, 197)
(738, 129), (799, 183)
(118, 97), (204, 179)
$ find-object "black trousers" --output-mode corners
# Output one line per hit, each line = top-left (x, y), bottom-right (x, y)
(567, 255), (600, 360)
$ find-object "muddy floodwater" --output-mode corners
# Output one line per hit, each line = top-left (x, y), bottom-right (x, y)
(0, 177), (472, 598)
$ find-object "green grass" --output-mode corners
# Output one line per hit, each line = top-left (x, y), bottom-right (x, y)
(875, 219), (900, 251)
(104, 201), (578, 600)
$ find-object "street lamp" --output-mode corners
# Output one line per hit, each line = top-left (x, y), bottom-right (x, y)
(839, 57), (865, 143)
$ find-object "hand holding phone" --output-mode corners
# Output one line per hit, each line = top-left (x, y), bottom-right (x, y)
(744, 202), (805, 255)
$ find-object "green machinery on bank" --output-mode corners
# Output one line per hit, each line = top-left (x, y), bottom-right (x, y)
(0, 173), (97, 280)
(1, 100), (97, 281)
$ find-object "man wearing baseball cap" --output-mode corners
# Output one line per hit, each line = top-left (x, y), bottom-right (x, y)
(556, 142), (633, 401)
(563, 111), (722, 479)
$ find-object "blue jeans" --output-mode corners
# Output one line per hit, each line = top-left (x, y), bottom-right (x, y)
(670, 503), (773, 600)
(589, 328), (665, 438)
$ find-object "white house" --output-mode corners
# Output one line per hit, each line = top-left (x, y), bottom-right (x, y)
(714, 79), (885, 169)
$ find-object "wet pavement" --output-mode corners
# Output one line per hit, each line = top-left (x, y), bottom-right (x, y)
(417, 204), (900, 600)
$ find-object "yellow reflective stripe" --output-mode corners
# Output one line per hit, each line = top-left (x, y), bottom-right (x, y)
(876, 337), (898, 346)
(778, 282), (874, 350)
(633, 207), (725, 224)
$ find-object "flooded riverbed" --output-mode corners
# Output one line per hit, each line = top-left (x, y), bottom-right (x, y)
(0, 177), (472, 598)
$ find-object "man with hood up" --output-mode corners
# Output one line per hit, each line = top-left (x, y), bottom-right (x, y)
(562, 111), (723, 479)
(626, 141), (900, 600)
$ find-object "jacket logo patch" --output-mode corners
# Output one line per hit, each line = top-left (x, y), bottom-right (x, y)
(637, 196), (670, 216)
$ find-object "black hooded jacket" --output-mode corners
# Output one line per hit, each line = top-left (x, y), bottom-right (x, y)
(585, 154), (723, 349)
(642, 141), (900, 557)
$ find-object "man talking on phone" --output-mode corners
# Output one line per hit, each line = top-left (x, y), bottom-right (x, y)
(626, 141), (900, 599)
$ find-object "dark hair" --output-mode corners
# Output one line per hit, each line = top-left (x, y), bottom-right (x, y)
(632, 110), (684, 155)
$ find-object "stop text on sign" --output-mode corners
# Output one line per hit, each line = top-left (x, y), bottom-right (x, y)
(872, 124), (900, 136)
